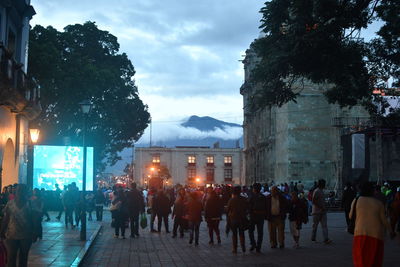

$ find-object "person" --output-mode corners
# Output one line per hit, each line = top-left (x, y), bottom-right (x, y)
(226, 186), (248, 253)
(389, 188), (400, 235)
(342, 182), (356, 227)
(186, 192), (202, 246)
(153, 190), (171, 233)
(40, 188), (51, 221)
(172, 189), (186, 238)
(0, 184), (37, 267)
(30, 188), (44, 240)
(55, 184), (64, 221)
(85, 192), (95, 221)
(110, 188), (128, 239)
(95, 188), (106, 221)
(147, 189), (157, 232)
(288, 191), (308, 248)
(204, 189), (223, 245)
(265, 186), (288, 249)
(126, 183), (145, 238)
(247, 183), (267, 252)
(311, 179), (332, 244)
(351, 182), (395, 267)
(63, 184), (75, 229)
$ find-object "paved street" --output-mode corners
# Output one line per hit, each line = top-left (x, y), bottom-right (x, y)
(82, 212), (399, 267)
(28, 212), (101, 267)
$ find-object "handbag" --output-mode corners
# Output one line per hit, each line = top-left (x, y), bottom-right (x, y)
(347, 197), (358, 235)
(140, 213), (148, 229)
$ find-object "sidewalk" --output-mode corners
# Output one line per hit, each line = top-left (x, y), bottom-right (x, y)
(28, 211), (102, 267)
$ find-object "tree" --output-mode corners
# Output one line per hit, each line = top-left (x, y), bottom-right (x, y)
(251, 0), (399, 114)
(28, 22), (150, 170)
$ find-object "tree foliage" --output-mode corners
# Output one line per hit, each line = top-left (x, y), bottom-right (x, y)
(28, 22), (150, 170)
(251, 0), (399, 113)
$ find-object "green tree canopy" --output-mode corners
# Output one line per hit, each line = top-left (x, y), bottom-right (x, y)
(28, 22), (150, 170)
(251, 0), (399, 114)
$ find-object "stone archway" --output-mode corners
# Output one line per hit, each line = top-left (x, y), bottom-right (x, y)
(1, 138), (18, 189)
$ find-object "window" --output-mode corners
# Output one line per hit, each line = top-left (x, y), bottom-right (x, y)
(152, 155), (160, 165)
(224, 169), (232, 181)
(206, 156), (214, 166)
(206, 168), (214, 182)
(188, 155), (196, 166)
(224, 156), (232, 166)
(187, 168), (196, 180)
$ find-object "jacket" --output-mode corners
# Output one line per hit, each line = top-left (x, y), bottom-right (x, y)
(204, 195), (223, 220)
(226, 195), (248, 223)
(265, 194), (288, 221)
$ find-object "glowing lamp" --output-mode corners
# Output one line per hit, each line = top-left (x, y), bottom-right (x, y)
(29, 128), (40, 144)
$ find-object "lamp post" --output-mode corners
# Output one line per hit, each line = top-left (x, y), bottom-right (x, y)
(79, 100), (92, 241)
(27, 128), (40, 189)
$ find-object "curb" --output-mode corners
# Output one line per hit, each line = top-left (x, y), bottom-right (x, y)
(71, 224), (103, 267)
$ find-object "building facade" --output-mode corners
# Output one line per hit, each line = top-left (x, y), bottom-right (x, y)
(134, 146), (243, 187)
(240, 45), (369, 190)
(0, 0), (39, 189)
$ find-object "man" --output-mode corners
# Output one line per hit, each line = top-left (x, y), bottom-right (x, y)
(55, 184), (64, 221)
(95, 188), (106, 221)
(311, 179), (332, 244)
(227, 186), (248, 253)
(266, 186), (288, 249)
(248, 183), (267, 252)
(342, 182), (356, 227)
(126, 183), (145, 238)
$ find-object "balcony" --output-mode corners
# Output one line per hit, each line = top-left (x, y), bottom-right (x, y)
(0, 43), (41, 120)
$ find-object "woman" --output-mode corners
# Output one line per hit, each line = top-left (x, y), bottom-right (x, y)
(350, 182), (395, 267)
(153, 190), (171, 233)
(204, 190), (222, 244)
(0, 184), (37, 267)
(186, 192), (202, 246)
(288, 192), (308, 248)
(172, 189), (186, 238)
(226, 186), (248, 253)
(111, 188), (128, 239)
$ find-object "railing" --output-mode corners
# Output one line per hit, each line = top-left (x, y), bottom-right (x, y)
(331, 117), (371, 127)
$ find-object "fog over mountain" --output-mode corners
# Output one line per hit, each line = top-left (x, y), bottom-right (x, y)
(104, 115), (243, 175)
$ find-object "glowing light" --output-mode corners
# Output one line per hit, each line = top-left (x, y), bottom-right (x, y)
(29, 128), (40, 143)
(195, 177), (200, 183)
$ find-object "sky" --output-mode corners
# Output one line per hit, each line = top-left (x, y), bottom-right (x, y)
(30, 0), (265, 128)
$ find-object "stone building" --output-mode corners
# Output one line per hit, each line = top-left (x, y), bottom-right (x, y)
(134, 146), (243, 187)
(0, 0), (40, 189)
(240, 45), (369, 190)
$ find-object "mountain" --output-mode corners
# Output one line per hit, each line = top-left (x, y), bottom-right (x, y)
(104, 115), (243, 175)
(181, 115), (241, 131)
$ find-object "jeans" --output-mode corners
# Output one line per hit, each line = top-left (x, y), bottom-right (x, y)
(312, 213), (329, 241)
(96, 205), (103, 221)
(65, 205), (74, 227)
(113, 211), (126, 237)
(249, 218), (264, 249)
(4, 239), (32, 267)
(157, 214), (169, 232)
(130, 214), (139, 236)
(268, 216), (285, 247)
(230, 220), (245, 251)
(189, 221), (200, 244)
(206, 220), (220, 242)
(173, 217), (185, 237)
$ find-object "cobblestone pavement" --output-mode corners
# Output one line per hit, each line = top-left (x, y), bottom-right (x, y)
(28, 211), (101, 266)
(82, 212), (399, 267)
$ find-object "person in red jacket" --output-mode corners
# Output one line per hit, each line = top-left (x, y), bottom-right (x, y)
(186, 192), (203, 246)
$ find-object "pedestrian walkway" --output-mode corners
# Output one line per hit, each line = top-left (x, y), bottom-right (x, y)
(82, 212), (399, 267)
(28, 212), (102, 267)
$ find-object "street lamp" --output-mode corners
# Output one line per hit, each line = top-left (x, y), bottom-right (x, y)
(27, 127), (40, 189)
(79, 100), (92, 241)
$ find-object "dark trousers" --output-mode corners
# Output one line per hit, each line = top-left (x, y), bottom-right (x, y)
(96, 205), (103, 221)
(130, 214), (139, 236)
(150, 211), (157, 230)
(189, 221), (200, 244)
(173, 217), (185, 237)
(57, 204), (63, 219)
(207, 220), (220, 242)
(4, 239), (32, 267)
(65, 206), (74, 227)
(231, 221), (245, 251)
(74, 207), (81, 227)
(157, 214), (169, 232)
(114, 212), (126, 237)
(249, 218), (264, 249)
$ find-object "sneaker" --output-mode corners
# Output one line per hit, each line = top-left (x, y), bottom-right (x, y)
(250, 245), (256, 252)
(324, 239), (333, 244)
(114, 235), (119, 238)
(209, 240), (214, 245)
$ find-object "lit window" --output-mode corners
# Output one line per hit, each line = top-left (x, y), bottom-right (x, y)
(206, 156), (214, 165)
(224, 156), (232, 166)
(152, 155), (160, 164)
(188, 156), (196, 164)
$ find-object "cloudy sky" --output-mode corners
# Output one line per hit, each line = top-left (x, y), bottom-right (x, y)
(31, 0), (265, 127)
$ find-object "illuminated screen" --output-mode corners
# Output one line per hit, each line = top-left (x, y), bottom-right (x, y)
(33, 145), (94, 191)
